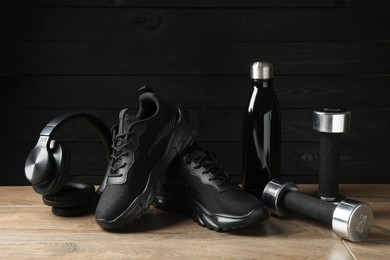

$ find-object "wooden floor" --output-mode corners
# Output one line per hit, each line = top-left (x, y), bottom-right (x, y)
(0, 185), (389, 259)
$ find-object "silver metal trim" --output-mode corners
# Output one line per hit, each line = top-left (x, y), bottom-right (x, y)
(320, 196), (337, 202)
(313, 108), (351, 133)
(262, 179), (299, 217)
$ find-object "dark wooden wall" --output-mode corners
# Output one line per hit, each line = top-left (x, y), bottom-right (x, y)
(1, 0), (390, 185)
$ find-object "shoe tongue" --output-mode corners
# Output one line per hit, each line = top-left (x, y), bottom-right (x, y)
(118, 108), (138, 134)
(186, 142), (204, 157)
(188, 143), (231, 185)
(188, 143), (214, 167)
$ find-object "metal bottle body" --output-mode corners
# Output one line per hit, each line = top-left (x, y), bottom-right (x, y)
(242, 78), (281, 199)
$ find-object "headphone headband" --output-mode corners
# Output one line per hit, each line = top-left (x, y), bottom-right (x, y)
(40, 113), (112, 160)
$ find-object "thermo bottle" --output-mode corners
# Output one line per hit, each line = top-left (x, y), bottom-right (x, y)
(242, 61), (281, 199)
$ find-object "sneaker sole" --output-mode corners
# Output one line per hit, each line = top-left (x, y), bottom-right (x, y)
(188, 200), (268, 232)
(154, 193), (269, 231)
(96, 108), (199, 230)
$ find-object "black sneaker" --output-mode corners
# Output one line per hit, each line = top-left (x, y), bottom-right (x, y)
(95, 86), (199, 230)
(154, 142), (269, 231)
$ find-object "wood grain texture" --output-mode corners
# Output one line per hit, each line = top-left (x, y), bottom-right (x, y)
(18, 8), (390, 42)
(0, 185), (389, 259)
(2, 75), (390, 109)
(16, 41), (390, 75)
(19, 0), (390, 8)
(1, 108), (389, 143)
(1, 1), (389, 186)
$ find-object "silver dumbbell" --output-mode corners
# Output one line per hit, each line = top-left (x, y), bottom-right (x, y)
(262, 179), (374, 242)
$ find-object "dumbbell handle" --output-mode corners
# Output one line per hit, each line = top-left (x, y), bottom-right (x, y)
(281, 190), (336, 223)
(319, 133), (340, 201)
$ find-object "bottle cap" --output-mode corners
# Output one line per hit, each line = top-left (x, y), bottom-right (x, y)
(251, 61), (273, 80)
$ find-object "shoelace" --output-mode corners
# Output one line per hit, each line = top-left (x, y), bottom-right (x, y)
(185, 149), (230, 186)
(108, 126), (134, 177)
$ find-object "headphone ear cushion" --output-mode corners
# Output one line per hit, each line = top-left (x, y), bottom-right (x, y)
(53, 141), (71, 192)
(42, 182), (97, 217)
(51, 204), (95, 217)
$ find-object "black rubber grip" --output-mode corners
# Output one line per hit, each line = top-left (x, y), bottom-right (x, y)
(319, 133), (340, 200)
(281, 191), (336, 224)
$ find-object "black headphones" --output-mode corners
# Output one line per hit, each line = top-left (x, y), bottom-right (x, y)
(25, 113), (112, 217)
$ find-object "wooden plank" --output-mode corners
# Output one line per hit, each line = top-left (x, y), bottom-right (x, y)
(283, 142), (390, 183)
(0, 41), (18, 75)
(17, 0), (350, 8)
(0, 206), (353, 259)
(1, 108), (389, 143)
(18, 41), (390, 75)
(2, 75), (390, 109)
(0, 10), (14, 40)
(19, 0), (390, 8)
(0, 166), (33, 186)
(1, 75), (250, 109)
(2, 141), (389, 185)
(0, 185), (389, 259)
(19, 8), (390, 42)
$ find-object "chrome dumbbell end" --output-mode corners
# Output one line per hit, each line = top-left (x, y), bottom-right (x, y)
(261, 179), (299, 217)
(313, 108), (351, 134)
(332, 199), (374, 242)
